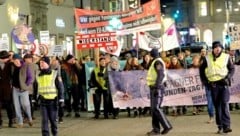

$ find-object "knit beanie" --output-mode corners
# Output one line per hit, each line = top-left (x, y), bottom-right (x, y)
(212, 41), (223, 49)
(150, 48), (160, 58)
(41, 56), (50, 65)
(12, 53), (22, 60)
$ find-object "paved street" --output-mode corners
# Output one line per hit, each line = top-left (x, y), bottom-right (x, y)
(0, 110), (239, 136)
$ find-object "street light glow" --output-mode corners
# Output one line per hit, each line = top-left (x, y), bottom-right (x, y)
(216, 8), (222, 12)
(234, 8), (239, 11)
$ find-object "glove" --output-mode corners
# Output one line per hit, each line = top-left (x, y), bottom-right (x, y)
(31, 99), (38, 110)
(97, 72), (104, 77)
(59, 102), (64, 108)
(59, 99), (64, 107)
(220, 78), (230, 86)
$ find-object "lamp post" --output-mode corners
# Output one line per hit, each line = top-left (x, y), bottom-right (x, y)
(225, 0), (232, 50)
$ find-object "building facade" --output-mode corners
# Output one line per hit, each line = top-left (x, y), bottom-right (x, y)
(163, 0), (240, 47)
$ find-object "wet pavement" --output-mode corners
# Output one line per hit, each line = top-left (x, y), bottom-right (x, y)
(0, 110), (239, 136)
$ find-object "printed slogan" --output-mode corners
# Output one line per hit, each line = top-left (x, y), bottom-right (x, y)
(108, 67), (240, 109)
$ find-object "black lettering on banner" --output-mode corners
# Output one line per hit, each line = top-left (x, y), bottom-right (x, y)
(192, 94), (207, 104)
(165, 88), (186, 96)
(188, 85), (201, 92)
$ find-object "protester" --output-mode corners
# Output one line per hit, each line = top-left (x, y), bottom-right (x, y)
(146, 48), (172, 135)
(21, 54), (38, 121)
(200, 48), (215, 123)
(61, 54), (81, 118)
(200, 41), (235, 134)
(36, 56), (64, 136)
(105, 56), (121, 119)
(51, 56), (65, 123)
(12, 54), (34, 128)
(0, 50), (15, 128)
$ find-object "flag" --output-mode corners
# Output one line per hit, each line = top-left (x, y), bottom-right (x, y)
(160, 24), (180, 51)
(138, 24), (180, 52)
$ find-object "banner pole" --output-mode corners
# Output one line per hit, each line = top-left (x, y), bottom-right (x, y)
(94, 48), (99, 67)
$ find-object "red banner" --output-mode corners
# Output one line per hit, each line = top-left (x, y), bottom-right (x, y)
(76, 32), (118, 49)
(74, 0), (161, 33)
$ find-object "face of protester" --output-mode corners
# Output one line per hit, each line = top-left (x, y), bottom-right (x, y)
(178, 53), (185, 60)
(13, 59), (22, 67)
(99, 59), (106, 67)
(39, 60), (49, 70)
(229, 50), (235, 56)
(24, 58), (33, 64)
(192, 56), (200, 67)
(213, 46), (222, 57)
(171, 57), (178, 65)
(51, 59), (59, 69)
(144, 54), (151, 63)
(84, 56), (91, 62)
(110, 60), (119, 70)
(200, 50), (207, 57)
(105, 54), (111, 64)
(0, 57), (9, 63)
(9, 52), (14, 60)
(161, 51), (167, 58)
(185, 50), (191, 56)
(131, 57), (139, 66)
(67, 58), (76, 64)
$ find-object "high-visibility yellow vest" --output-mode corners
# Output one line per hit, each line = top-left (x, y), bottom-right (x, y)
(94, 67), (107, 90)
(205, 53), (229, 82)
(37, 71), (57, 100)
(147, 58), (167, 86)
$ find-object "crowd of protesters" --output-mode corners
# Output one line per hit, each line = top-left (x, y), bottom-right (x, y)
(0, 42), (239, 135)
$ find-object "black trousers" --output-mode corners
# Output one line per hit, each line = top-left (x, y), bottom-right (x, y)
(65, 84), (80, 113)
(40, 100), (58, 136)
(150, 87), (172, 132)
(94, 89), (109, 117)
(210, 84), (231, 130)
(0, 99), (14, 125)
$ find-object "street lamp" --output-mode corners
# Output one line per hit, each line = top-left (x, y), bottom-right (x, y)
(225, 0), (232, 50)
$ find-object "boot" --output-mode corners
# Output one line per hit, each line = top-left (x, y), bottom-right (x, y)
(0, 120), (2, 129)
(127, 107), (131, 117)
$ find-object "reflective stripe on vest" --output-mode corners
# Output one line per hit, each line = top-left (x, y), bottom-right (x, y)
(205, 53), (229, 82)
(37, 71), (57, 100)
(147, 58), (167, 86)
(94, 67), (107, 90)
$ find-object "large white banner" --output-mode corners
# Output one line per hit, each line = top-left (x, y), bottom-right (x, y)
(108, 67), (240, 109)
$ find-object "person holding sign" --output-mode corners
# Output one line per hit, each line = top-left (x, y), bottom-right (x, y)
(146, 48), (172, 135)
(200, 41), (235, 134)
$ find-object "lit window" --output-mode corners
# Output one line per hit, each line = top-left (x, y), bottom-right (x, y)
(199, 1), (207, 16)
(109, 0), (118, 12)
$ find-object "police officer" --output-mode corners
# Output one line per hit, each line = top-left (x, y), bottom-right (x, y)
(146, 48), (172, 135)
(200, 41), (235, 134)
(36, 56), (64, 136)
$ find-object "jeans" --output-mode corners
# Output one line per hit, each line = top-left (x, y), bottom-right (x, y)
(205, 85), (214, 118)
(13, 87), (32, 125)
